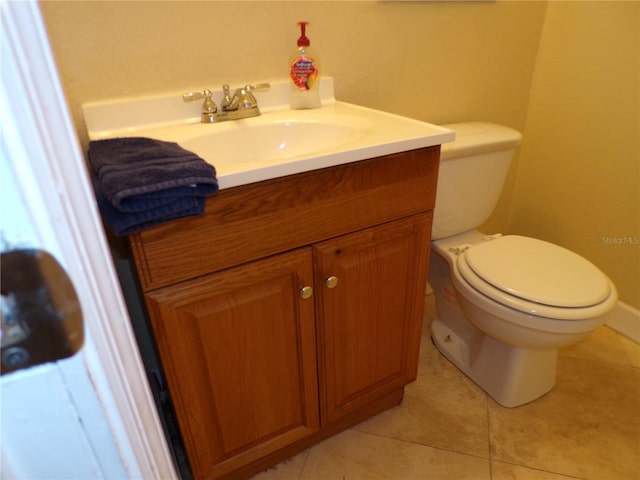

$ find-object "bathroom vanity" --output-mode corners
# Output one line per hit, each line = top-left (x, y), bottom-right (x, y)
(83, 79), (453, 479)
(129, 147), (439, 479)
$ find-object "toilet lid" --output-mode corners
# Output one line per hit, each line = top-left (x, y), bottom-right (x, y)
(460, 236), (611, 308)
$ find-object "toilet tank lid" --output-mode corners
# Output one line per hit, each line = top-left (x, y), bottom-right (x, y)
(440, 122), (522, 160)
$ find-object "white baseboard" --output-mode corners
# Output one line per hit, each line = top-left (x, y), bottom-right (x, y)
(606, 301), (640, 344)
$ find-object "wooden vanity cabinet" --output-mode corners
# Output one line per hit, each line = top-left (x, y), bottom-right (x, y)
(129, 147), (440, 479)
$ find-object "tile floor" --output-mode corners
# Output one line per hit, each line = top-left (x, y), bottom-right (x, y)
(253, 294), (640, 480)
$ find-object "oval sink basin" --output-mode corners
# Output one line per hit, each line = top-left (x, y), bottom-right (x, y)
(181, 118), (367, 166)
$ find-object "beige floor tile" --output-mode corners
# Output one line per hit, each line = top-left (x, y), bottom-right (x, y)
(252, 450), (308, 480)
(354, 329), (490, 458)
(488, 355), (640, 480)
(491, 461), (585, 479)
(561, 325), (634, 367)
(300, 429), (490, 480)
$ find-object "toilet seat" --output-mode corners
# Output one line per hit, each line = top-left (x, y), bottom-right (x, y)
(456, 235), (615, 320)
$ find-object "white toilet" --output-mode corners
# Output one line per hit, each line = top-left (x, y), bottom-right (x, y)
(429, 122), (618, 407)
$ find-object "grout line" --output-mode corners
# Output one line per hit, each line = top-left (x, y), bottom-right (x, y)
(486, 393), (493, 479)
(349, 428), (493, 464)
(297, 448), (310, 480)
(491, 459), (588, 480)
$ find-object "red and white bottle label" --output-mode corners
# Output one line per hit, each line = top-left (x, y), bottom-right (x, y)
(290, 58), (318, 91)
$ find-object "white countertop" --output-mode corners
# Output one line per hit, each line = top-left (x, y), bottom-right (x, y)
(83, 78), (454, 190)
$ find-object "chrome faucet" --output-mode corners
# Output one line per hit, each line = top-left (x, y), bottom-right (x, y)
(183, 83), (270, 123)
(220, 83), (270, 119)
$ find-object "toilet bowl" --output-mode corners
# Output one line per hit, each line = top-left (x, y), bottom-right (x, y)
(428, 123), (618, 407)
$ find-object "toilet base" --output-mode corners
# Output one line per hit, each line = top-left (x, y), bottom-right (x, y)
(431, 317), (557, 407)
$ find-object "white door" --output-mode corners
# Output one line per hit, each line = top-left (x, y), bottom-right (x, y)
(0, 2), (175, 478)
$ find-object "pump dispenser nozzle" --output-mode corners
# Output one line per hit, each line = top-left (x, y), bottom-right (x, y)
(297, 21), (310, 47)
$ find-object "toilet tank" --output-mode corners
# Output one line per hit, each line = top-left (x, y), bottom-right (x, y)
(431, 122), (522, 240)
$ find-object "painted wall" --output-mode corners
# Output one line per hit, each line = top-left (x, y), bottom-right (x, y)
(510, 1), (639, 309)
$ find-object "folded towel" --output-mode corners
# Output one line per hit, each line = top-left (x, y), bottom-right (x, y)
(89, 137), (218, 212)
(88, 137), (218, 235)
(92, 177), (206, 236)
(94, 177), (205, 236)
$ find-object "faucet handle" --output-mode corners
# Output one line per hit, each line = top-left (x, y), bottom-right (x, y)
(182, 89), (217, 113)
(182, 89), (218, 123)
(182, 89), (210, 102)
(247, 83), (270, 92)
(234, 83), (271, 110)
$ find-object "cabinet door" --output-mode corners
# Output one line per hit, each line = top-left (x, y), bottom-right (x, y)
(145, 248), (319, 479)
(314, 213), (431, 423)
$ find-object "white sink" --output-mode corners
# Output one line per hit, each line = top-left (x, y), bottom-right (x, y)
(179, 109), (370, 166)
(83, 78), (454, 189)
(182, 121), (361, 164)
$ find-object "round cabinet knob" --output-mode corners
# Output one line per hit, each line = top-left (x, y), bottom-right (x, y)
(325, 276), (339, 289)
(300, 286), (313, 299)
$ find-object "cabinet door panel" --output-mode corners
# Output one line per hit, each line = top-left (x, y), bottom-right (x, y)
(146, 248), (319, 479)
(315, 214), (431, 423)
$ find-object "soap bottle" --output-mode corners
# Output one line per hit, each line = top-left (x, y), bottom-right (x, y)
(289, 21), (321, 109)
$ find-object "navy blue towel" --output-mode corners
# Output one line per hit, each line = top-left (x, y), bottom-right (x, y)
(88, 137), (219, 235)
(91, 176), (207, 236)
